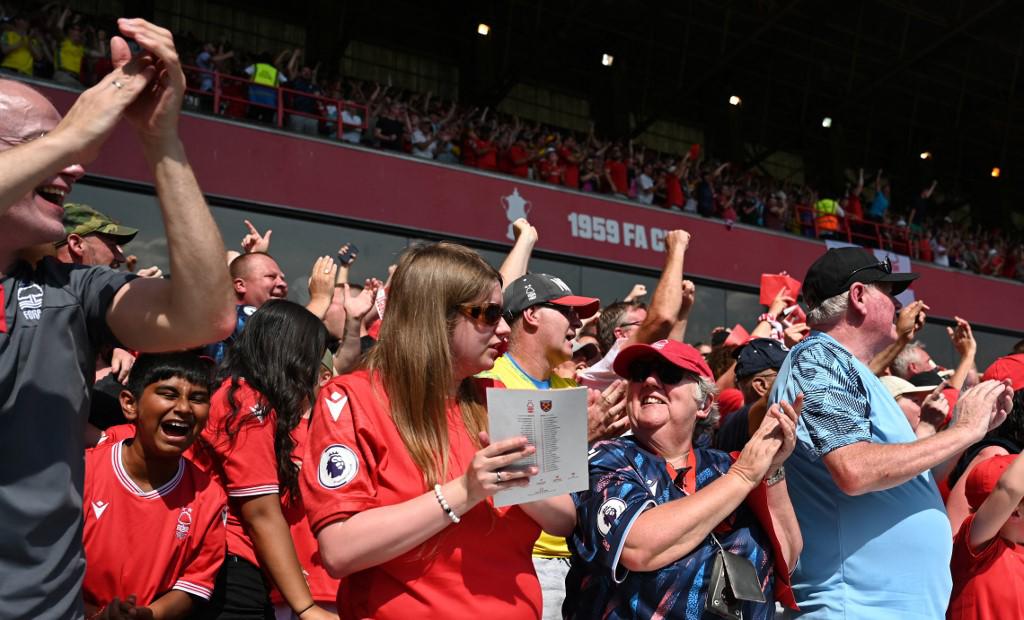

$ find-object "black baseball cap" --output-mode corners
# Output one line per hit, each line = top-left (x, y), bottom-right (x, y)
(802, 248), (918, 309)
(909, 370), (944, 388)
(732, 338), (789, 378)
(503, 273), (600, 319)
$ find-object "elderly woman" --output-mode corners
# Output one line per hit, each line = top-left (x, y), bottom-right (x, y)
(565, 340), (802, 619)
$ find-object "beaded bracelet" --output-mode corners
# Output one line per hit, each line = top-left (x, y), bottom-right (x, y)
(434, 483), (461, 524)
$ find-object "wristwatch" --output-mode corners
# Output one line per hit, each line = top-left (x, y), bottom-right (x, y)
(764, 466), (786, 486)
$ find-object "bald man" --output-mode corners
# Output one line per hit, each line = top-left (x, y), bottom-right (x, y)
(0, 19), (234, 618)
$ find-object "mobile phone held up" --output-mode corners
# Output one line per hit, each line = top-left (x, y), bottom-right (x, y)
(336, 244), (359, 267)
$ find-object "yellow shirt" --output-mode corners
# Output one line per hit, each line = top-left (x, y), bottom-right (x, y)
(1, 31), (33, 75)
(58, 38), (85, 75)
(478, 354), (576, 558)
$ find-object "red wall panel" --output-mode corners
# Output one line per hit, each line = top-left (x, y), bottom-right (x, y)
(38, 84), (1023, 333)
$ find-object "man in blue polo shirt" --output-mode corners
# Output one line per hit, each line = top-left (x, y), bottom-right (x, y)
(771, 247), (1014, 618)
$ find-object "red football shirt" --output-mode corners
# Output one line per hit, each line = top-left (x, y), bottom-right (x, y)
(271, 418), (340, 605)
(538, 159), (562, 185)
(664, 173), (684, 208)
(83, 441), (226, 608)
(949, 513), (1024, 619)
(506, 144), (530, 178)
(559, 147), (579, 188)
(475, 138), (498, 170)
(605, 160), (628, 194)
(203, 379), (282, 566)
(301, 370), (543, 619)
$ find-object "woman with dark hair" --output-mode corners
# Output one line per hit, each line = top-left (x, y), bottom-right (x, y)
(301, 242), (576, 619)
(200, 299), (337, 620)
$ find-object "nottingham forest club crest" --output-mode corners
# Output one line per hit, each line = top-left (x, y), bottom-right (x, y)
(540, 400), (553, 412)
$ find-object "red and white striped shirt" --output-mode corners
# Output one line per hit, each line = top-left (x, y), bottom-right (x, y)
(83, 440), (226, 608)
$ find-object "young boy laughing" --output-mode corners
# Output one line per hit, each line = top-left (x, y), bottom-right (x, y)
(83, 353), (226, 619)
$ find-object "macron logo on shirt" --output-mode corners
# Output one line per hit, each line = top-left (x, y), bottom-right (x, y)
(326, 392), (349, 422)
(92, 501), (109, 520)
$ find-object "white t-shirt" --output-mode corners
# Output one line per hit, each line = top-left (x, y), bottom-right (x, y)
(411, 129), (436, 159)
(577, 338), (628, 392)
(637, 174), (655, 205)
(341, 109), (363, 144)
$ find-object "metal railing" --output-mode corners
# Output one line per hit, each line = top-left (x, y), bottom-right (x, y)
(794, 205), (918, 256)
(182, 64), (369, 141)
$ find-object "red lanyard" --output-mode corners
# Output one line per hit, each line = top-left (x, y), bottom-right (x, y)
(664, 450), (697, 495)
(0, 284), (6, 333)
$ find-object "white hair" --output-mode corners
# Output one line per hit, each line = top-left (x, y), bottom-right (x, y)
(806, 283), (888, 328)
(892, 341), (927, 379)
(692, 374), (720, 432)
(806, 291), (849, 327)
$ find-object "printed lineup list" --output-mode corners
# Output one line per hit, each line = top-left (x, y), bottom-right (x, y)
(486, 387), (588, 507)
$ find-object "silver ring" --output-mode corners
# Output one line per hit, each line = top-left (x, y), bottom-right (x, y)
(495, 471), (504, 483)
(112, 80), (124, 90)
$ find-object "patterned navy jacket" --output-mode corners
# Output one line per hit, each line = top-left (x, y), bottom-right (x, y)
(565, 436), (776, 620)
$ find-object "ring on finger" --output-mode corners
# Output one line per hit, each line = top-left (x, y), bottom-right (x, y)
(112, 79), (124, 89)
(495, 471), (504, 484)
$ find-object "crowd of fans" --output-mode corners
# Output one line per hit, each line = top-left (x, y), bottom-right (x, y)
(4, 12), (1024, 620)
(4, 3), (1024, 285)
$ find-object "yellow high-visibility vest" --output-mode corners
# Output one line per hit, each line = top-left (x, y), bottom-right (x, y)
(252, 63), (278, 86)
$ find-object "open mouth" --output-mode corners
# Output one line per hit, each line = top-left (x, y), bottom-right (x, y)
(35, 185), (67, 206)
(160, 419), (192, 438)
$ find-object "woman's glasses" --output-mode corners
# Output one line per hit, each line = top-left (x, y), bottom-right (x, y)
(627, 359), (687, 385)
(457, 303), (504, 326)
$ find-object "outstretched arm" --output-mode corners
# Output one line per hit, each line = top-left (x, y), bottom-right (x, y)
(104, 20), (234, 350)
(499, 219), (538, 289)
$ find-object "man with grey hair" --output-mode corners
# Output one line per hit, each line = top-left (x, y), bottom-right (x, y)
(891, 340), (934, 379)
(770, 247), (1014, 618)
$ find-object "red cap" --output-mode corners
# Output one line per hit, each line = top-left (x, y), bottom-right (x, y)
(717, 388), (745, 418)
(982, 354), (1024, 389)
(613, 339), (714, 381)
(965, 454), (1017, 511)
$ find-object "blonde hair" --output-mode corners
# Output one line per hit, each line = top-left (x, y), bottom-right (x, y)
(367, 242), (501, 488)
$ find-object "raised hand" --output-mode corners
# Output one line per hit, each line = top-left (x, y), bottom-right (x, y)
(624, 283), (647, 302)
(512, 218), (538, 244)
(947, 316), (977, 359)
(768, 286), (796, 319)
(587, 379), (628, 442)
(896, 300), (929, 341)
(951, 380), (1015, 442)
(240, 219), (272, 254)
(344, 278), (381, 322)
(113, 18), (186, 147)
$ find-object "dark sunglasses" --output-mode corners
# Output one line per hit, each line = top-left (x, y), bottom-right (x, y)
(843, 256), (892, 287)
(538, 303), (579, 320)
(457, 303), (504, 326)
(627, 359), (686, 385)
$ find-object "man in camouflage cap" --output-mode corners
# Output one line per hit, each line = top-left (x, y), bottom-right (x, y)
(55, 203), (139, 269)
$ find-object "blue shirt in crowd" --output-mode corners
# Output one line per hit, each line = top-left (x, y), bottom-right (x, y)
(771, 331), (952, 618)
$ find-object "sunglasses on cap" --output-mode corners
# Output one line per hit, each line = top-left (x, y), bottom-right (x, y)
(457, 303), (504, 326)
(842, 256), (892, 288)
(627, 359), (687, 385)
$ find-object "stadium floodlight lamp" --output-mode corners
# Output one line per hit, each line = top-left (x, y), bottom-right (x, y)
(729, 95), (742, 106)
(920, 151), (932, 160)
(821, 116), (832, 128)
(992, 167), (1001, 178)
(477, 23), (490, 36)
(602, 53), (614, 66)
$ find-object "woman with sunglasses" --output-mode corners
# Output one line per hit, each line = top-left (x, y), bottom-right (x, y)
(564, 339), (803, 619)
(300, 242), (576, 619)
